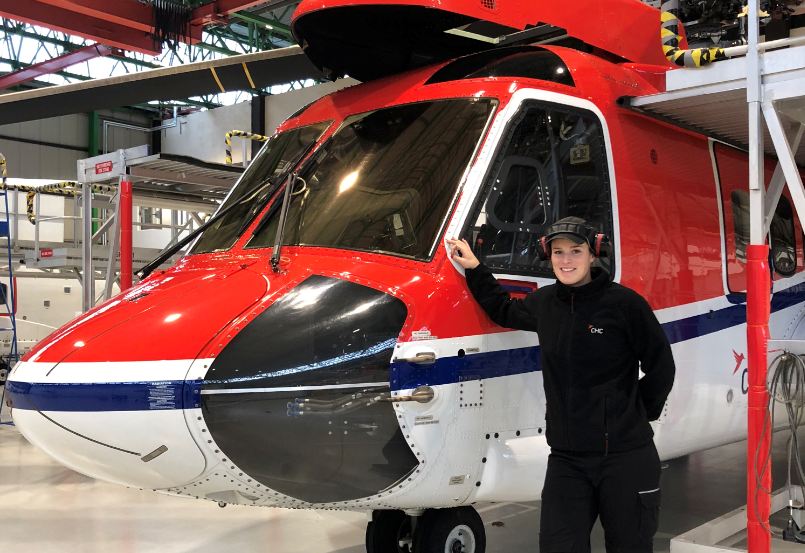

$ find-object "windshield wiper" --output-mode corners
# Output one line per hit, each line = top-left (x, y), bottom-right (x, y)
(270, 171), (297, 273)
(234, 140), (321, 241)
(135, 181), (271, 280)
(137, 141), (318, 280)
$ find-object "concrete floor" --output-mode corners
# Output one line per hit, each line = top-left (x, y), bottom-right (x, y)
(0, 421), (801, 553)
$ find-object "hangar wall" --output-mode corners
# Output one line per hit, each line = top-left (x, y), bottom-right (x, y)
(161, 101), (252, 164)
(0, 109), (153, 180)
(160, 79), (358, 164)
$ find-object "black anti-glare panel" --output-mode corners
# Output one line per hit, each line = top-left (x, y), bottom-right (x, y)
(201, 275), (417, 503)
(203, 275), (407, 390)
(0, 48), (324, 124)
(203, 387), (418, 503)
(425, 46), (575, 87)
(293, 5), (485, 81)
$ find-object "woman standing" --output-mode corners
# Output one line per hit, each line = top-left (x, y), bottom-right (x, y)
(447, 216), (675, 553)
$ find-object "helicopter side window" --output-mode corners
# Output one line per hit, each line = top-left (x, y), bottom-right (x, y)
(716, 142), (800, 292)
(190, 122), (330, 254)
(464, 101), (613, 277)
(770, 196), (797, 277)
(730, 190), (796, 278)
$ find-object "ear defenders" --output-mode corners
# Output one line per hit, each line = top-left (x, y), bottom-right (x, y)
(537, 220), (608, 260)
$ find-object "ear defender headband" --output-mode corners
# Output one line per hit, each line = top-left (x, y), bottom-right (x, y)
(537, 221), (608, 260)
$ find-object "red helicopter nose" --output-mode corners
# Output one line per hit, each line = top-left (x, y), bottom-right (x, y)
(6, 265), (268, 489)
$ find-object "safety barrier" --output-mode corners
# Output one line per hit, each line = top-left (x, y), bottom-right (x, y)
(224, 130), (268, 165)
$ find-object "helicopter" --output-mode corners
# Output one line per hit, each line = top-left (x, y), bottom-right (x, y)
(6, 0), (805, 551)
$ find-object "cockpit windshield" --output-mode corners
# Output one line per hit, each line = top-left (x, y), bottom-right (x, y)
(190, 122), (330, 254)
(246, 98), (496, 260)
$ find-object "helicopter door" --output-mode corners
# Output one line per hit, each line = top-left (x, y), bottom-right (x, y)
(461, 99), (616, 435)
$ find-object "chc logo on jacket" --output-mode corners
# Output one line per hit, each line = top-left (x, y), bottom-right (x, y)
(588, 324), (604, 335)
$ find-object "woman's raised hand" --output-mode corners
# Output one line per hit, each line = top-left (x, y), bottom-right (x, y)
(446, 238), (480, 270)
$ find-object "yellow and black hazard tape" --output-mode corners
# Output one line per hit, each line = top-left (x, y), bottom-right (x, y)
(0, 154), (7, 190)
(21, 181), (114, 224)
(660, 0), (729, 67)
(0, 155), (117, 224)
(225, 130), (269, 165)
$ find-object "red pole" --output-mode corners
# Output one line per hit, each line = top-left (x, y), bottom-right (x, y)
(746, 243), (770, 553)
(119, 179), (133, 292)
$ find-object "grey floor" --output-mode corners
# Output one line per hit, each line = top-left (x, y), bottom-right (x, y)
(1, 421), (801, 553)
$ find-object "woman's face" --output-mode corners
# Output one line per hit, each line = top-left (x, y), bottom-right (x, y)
(550, 237), (595, 287)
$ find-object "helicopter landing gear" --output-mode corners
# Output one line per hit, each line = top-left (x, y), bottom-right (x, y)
(366, 509), (414, 553)
(367, 507), (486, 553)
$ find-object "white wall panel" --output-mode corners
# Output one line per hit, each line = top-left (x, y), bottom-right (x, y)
(0, 109), (153, 179)
(161, 101), (252, 164)
(161, 79), (358, 165)
(0, 139), (84, 180)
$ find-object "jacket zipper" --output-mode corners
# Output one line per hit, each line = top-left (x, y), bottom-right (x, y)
(565, 291), (576, 449)
(604, 395), (609, 456)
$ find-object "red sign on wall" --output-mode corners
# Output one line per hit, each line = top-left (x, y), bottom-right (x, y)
(95, 161), (114, 174)
(40, 248), (53, 258)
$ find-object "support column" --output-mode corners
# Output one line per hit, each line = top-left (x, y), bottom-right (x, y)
(250, 93), (266, 158)
(81, 183), (94, 312)
(88, 111), (99, 235)
(746, 0), (771, 551)
(747, 245), (771, 553)
(119, 179), (133, 291)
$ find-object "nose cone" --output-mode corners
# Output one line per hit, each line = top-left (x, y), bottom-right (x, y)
(201, 275), (418, 503)
(22, 266), (268, 365)
(6, 266), (268, 489)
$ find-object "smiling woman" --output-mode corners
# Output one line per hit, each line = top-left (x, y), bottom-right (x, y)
(448, 216), (675, 553)
(549, 236), (595, 287)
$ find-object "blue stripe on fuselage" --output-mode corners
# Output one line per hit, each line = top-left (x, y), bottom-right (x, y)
(660, 281), (805, 344)
(7, 283), (805, 411)
(392, 345), (541, 390)
(5, 380), (201, 412)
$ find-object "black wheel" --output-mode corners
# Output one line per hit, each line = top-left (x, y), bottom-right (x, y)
(414, 507), (486, 553)
(366, 509), (414, 553)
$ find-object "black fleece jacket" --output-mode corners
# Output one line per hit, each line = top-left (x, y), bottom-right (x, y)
(465, 264), (675, 454)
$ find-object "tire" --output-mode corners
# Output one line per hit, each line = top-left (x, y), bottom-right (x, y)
(414, 506), (486, 553)
(366, 510), (413, 553)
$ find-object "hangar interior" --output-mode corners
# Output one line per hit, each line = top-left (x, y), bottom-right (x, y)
(2, 1), (805, 552)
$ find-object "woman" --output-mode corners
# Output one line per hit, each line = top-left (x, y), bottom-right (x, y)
(447, 216), (675, 553)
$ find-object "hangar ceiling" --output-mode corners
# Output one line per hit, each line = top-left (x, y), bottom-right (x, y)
(0, 1), (316, 115)
(0, 47), (321, 124)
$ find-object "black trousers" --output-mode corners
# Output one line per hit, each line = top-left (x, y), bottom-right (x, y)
(539, 442), (661, 553)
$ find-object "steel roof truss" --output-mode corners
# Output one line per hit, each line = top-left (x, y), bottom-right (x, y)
(0, 1), (162, 54)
